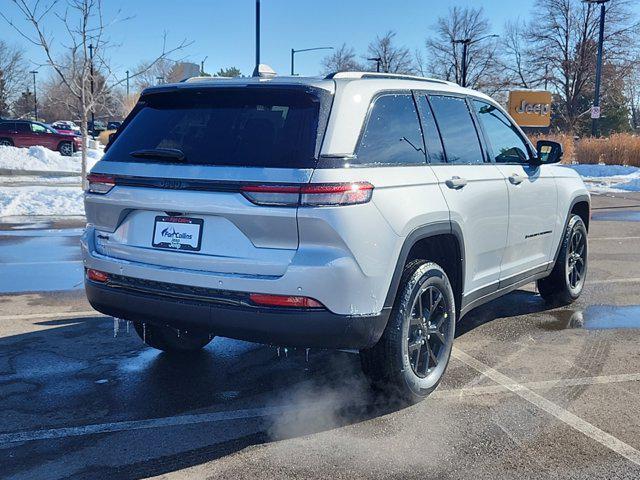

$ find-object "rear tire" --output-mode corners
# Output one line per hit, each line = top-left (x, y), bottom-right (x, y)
(133, 322), (213, 353)
(58, 141), (73, 156)
(537, 214), (587, 305)
(0, 138), (13, 147)
(360, 260), (456, 404)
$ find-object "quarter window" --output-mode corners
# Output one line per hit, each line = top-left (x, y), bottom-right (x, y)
(473, 100), (530, 163)
(356, 94), (425, 166)
(428, 95), (484, 165)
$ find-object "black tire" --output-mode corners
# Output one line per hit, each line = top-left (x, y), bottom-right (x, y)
(58, 141), (74, 156)
(133, 322), (213, 353)
(0, 138), (13, 147)
(360, 260), (456, 404)
(537, 214), (588, 305)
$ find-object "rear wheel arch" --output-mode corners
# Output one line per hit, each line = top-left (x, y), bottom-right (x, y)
(384, 222), (464, 316)
(0, 137), (13, 146)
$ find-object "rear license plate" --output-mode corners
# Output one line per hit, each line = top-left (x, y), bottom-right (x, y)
(152, 216), (203, 252)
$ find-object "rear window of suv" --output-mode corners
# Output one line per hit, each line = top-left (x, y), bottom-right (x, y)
(104, 87), (331, 169)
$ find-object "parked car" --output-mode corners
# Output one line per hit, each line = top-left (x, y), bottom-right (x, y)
(51, 120), (81, 136)
(82, 72), (589, 403)
(87, 120), (107, 137)
(106, 121), (122, 131)
(0, 120), (82, 156)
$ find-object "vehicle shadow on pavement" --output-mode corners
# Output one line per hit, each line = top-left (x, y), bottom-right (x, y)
(457, 289), (550, 337)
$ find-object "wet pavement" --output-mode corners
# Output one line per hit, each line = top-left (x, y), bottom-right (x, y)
(2, 192), (640, 479)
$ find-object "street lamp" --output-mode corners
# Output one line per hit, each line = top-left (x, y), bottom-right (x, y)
(255, 0), (261, 73)
(583, 0), (610, 137)
(200, 56), (208, 76)
(452, 34), (499, 88)
(367, 57), (382, 73)
(290, 47), (333, 76)
(29, 70), (38, 120)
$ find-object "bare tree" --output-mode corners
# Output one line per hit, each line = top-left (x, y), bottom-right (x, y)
(527, 0), (640, 132)
(320, 43), (362, 74)
(424, 7), (504, 93)
(365, 31), (415, 74)
(501, 19), (545, 89)
(0, 40), (28, 117)
(2, 0), (190, 188)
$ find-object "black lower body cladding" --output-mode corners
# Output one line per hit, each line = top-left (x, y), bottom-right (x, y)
(85, 280), (390, 350)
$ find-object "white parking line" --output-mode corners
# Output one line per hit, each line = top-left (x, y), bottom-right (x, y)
(0, 311), (103, 321)
(0, 404), (312, 444)
(588, 278), (640, 285)
(590, 236), (640, 241)
(452, 347), (640, 466)
(434, 372), (640, 398)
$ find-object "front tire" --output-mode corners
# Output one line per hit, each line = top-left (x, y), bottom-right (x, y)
(0, 138), (13, 147)
(133, 322), (213, 353)
(360, 260), (456, 404)
(537, 214), (587, 305)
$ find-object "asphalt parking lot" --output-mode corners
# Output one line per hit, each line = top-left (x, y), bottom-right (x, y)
(2, 192), (640, 480)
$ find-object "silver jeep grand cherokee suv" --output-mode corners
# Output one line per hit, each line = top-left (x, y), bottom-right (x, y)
(83, 72), (590, 402)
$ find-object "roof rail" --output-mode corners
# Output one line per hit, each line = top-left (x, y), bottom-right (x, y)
(325, 71), (456, 86)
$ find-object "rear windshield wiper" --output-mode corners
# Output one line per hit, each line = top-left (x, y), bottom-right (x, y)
(130, 148), (186, 162)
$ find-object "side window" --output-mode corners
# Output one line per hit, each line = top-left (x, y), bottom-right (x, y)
(356, 94), (425, 166)
(417, 96), (446, 164)
(428, 95), (484, 165)
(31, 123), (47, 134)
(15, 123), (29, 133)
(473, 100), (530, 163)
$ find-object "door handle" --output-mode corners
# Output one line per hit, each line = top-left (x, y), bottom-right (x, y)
(509, 174), (524, 185)
(445, 176), (468, 190)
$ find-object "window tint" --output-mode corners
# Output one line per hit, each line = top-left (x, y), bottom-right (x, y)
(428, 95), (484, 164)
(417, 96), (446, 164)
(0, 122), (13, 132)
(473, 100), (530, 163)
(15, 123), (29, 133)
(105, 88), (329, 168)
(356, 94), (425, 166)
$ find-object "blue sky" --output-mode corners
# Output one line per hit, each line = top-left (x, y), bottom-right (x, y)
(6, 0), (640, 80)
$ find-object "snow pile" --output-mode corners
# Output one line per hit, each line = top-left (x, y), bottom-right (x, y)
(565, 164), (640, 192)
(0, 145), (102, 173)
(0, 185), (84, 217)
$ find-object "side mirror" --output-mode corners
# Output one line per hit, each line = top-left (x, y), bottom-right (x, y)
(534, 140), (563, 165)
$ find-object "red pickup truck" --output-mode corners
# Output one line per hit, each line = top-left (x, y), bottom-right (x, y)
(0, 120), (82, 156)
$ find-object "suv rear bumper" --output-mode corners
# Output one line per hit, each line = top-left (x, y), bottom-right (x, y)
(85, 279), (390, 349)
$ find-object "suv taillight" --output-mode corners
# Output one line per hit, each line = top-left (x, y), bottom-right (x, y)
(241, 182), (373, 207)
(86, 173), (115, 194)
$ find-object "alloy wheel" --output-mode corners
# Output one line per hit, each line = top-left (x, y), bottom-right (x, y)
(407, 285), (451, 379)
(566, 228), (586, 290)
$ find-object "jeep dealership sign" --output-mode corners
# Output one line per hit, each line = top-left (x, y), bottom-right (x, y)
(508, 90), (552, 128)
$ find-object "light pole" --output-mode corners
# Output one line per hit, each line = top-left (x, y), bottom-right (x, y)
(583, 0), (610, 137)
(29, 70), (38, 120)
(88, 43), (95, 138)
(200, 56), (208, 76)
(367, 57), (382, 73)
(255, 0), (260, 73)
(452, 34), (499, 88)
(290, 47), (333, 76)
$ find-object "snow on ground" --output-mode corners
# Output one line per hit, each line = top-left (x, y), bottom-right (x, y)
(564, 164), (640, 193)
(0, 185), (84, 217)
(0, 145), (102, 173)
